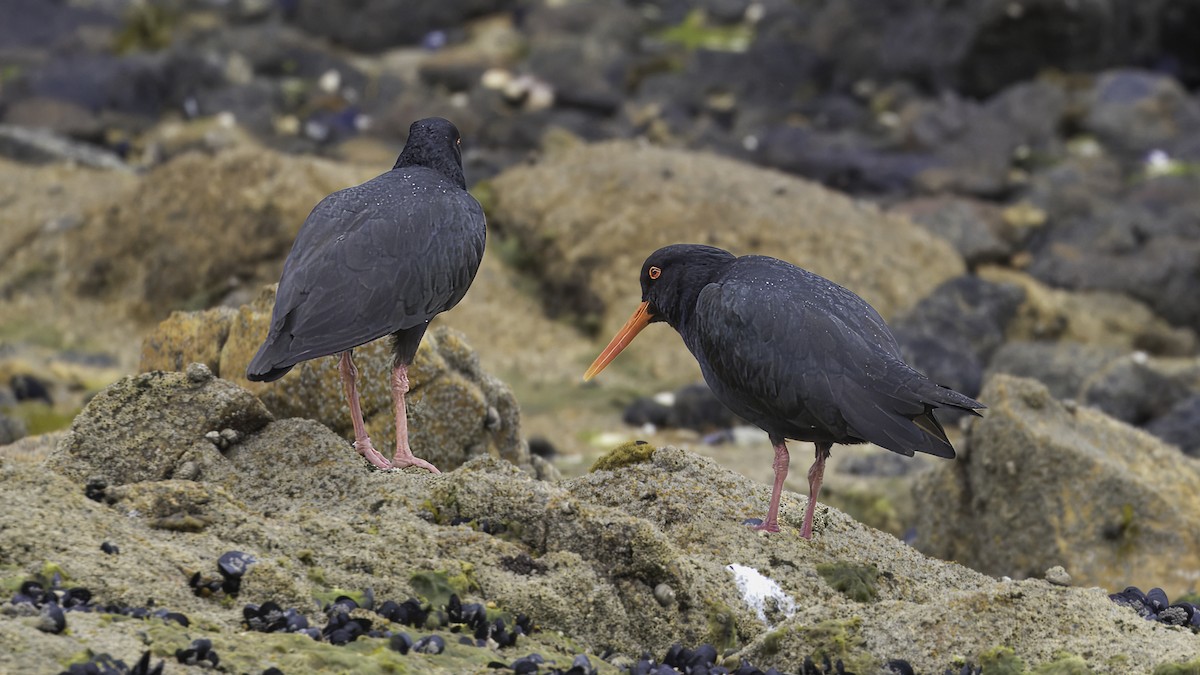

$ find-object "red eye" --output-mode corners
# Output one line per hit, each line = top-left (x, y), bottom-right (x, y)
(648, 266), (661, 280)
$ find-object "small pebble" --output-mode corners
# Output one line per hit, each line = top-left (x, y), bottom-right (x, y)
(1044, 565), (1071, 586)
(186, 362), (213, 383)
(653, 583), (676, 607)
(100, 542), (120, 555)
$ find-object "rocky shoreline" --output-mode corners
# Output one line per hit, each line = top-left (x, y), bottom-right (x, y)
(4, 1), (1200, 673)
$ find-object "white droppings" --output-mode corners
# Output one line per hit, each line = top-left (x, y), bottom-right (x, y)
(726, 564), (796, 626)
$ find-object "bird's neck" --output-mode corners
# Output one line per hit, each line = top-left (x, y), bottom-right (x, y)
(394, 150), (466, 189)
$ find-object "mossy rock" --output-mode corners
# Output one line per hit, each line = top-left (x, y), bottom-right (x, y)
(979, 646), (1025, 675)
(815, 562), (879, 603)
(590, 441), (655, 472)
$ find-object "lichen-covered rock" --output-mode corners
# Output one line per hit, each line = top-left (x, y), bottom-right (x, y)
(139, 307), (237, 375)
(64, 146), (369, 317)
(5, 422), (1200, 674)
(140, 288), (530, 473)
(913, 374), (1200, 598)
(49, 369), (272, 485)
(979, 266), (1198, 355)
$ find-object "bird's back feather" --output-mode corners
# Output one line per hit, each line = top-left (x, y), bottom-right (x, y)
(687, 255), (981, 457)
(246, 166), (485, 381)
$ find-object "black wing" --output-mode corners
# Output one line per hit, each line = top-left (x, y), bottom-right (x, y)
(692, 257), (974, 457)
(247, 167), (485, 378)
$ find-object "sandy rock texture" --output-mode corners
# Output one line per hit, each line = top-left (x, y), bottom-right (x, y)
(914, 374), (1200, 599)
(3, 371), (1200, 674)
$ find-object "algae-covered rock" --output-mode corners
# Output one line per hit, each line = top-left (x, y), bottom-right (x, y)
(6, 374), (1200, 675)
(913, 374), (1200, 598)
(65, 146), (370, 317)
(140, 288), (531, 473)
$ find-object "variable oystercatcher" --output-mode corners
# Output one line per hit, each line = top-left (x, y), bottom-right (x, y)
(585, 244), (983, 538)
(247, 117), (485, 473)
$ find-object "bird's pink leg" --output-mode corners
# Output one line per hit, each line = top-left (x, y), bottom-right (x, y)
(753, 441), (791, 533)
(389, 363), (441, 474)
(338, 352), (391, 469)
(799, 443), (832, 539)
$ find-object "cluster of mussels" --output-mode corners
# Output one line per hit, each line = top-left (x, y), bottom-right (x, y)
(1108, 586), (1200, 629)
(625, 643), (864, 675)
(9, 577), (189, 637)
(241, 590), (533, 652)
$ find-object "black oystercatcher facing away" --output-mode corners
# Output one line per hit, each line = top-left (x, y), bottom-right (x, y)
(246, 118), (485, 473)
(584, 244), (983, 538)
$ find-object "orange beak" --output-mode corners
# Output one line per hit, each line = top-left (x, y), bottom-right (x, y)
(583, 301), (654, 380)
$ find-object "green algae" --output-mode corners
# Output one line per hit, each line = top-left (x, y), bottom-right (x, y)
(658, 9), (754, 52)
(760, 626), (789, 657)
(1032, 653), (1093, 674)
(1154, 657), (1200, 675)
(590, 441), (655, 472)
(113, 3), (176, 54)
(815, 562), (879, 603)
(705, 600), (738, 652)
(311, 587), (370, 609)
(796, 618), (873, 673)
(409, 567), (475, 610)
(979, 646), (1025, 675)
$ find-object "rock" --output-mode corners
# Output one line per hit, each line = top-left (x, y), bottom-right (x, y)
(488, 139), (966, 383)
(977, 266), (1198, 356)
(5, 420), (1200, 672)
(140, 289), (530, 473)
(913, 374), (1200, 598)
(521, 1), (641, 114)
(1082, 69), (1200, 158)
(1080, 353), (1200, 426)
(1145, 394), (1200, 457)
(0, 413), (26, 446)
(140, 308), (238, 376)
(1044, 565), (1071, 587)
(985, 341), (1127, 401)
(623, 383), (741, 433)
(49, 370), (273, 486)
(892, 275), (1025, 399)
(888, 196), (1014, 268)
(1021, 161), (1200, 334)
(757, 126), (936, 195)
(0, 125), (129, 170)
(290, 0), (516, 52)
(65, 145), (370, 318)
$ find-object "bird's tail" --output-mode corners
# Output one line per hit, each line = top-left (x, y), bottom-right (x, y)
(245, 347), (294, 382)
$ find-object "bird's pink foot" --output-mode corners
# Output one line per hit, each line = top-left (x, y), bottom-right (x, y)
(391, 450), (441, 474)
(353, 440), (392, 470)
(749, 519), (780, 533)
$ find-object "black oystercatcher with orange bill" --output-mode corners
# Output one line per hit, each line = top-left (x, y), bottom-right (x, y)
(246, 117), (485, 473)
(584, 244), (984, 539)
